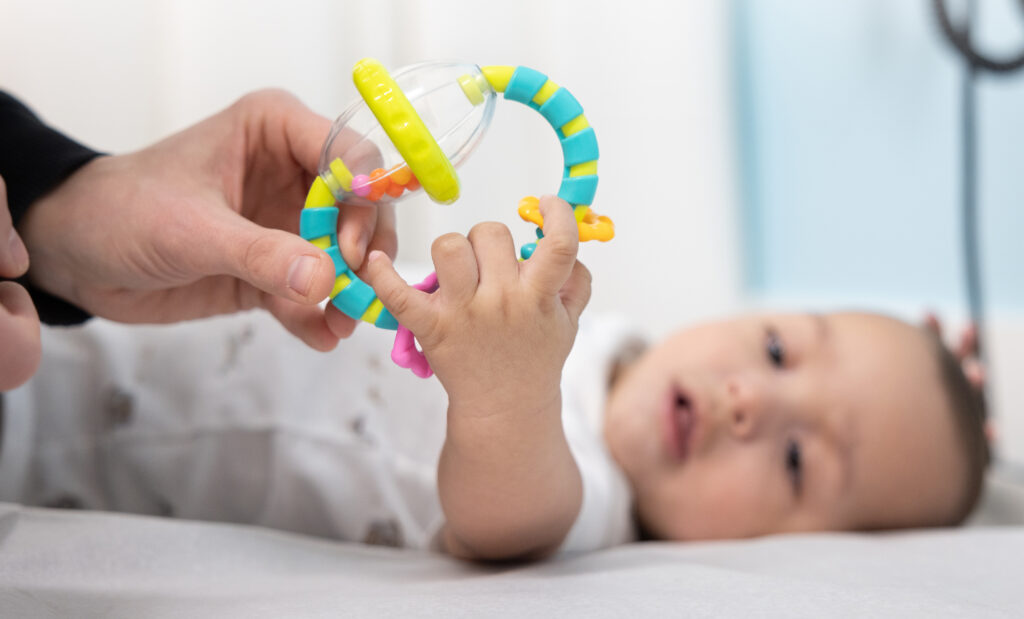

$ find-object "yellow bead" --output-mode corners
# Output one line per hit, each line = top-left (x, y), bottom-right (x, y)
(532, 80), (560, 106)
(330, 274), (352, 298)
(308, 235), (331, 250)
(361, 298), (385, 324)
(561, 115), (590, 137)
(569, 160), (598, 177)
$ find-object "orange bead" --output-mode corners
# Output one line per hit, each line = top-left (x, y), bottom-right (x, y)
(369, 168), (389, 189)
(389, 164), (412, 186)
(385, 182), (405, 198)
(368, 168), (389, 201)
(405, 174), (420, 192)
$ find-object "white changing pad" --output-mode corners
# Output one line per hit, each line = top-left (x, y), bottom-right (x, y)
(3, 310), (1023, 617)
(0, 500), (1021, 618)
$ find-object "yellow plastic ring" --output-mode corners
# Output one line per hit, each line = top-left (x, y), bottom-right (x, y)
(352, 58), (460, 204)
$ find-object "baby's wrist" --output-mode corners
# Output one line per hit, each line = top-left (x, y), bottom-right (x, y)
(445, 382), (561, 428)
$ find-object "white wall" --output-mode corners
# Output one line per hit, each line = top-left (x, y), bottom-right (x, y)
(0, 0), (743, 338)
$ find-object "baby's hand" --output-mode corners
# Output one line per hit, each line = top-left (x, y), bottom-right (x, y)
(366, 196), (591, 414)
(367, 196), (589, 558)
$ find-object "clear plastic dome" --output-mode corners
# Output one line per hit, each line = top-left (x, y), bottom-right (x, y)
(318, 61), (497, 206)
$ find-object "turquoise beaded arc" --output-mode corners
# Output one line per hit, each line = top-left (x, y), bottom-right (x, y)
(299, 59), (614, 333)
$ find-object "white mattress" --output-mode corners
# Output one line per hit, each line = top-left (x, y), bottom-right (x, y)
(1, 479), (1022, 618)
(3, 311), (1023, 617)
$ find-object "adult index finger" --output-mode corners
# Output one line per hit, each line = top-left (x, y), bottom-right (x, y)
(0, 175), (30, 279)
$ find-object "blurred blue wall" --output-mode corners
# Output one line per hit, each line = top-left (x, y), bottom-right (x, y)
(734, 0), (1024, 310)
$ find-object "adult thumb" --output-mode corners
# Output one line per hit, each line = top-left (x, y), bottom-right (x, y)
(195, 212), (335, 304)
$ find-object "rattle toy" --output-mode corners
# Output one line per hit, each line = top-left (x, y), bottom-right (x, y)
(300, 58), (614, 377)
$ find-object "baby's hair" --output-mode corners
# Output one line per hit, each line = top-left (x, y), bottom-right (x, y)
(927, 331), (990, 525)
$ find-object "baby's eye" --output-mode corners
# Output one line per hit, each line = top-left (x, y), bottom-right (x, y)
(785, 439), (803, 497)
(765, 329), (786, 368)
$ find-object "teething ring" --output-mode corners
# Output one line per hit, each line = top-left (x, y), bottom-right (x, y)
(299, 59), (614, 375)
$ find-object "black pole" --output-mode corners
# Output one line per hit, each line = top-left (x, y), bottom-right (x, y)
(960, 0), (985, 363)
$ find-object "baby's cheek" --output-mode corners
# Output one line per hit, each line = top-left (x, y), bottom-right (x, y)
(675, 457), (788, 540)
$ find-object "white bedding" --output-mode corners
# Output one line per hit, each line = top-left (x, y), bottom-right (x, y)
(2, 311), (1022, 617)
(0, 498), (1022, 618)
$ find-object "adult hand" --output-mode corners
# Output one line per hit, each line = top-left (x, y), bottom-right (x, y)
(18, 90), (395, 351)
(0, 174), (41, 390)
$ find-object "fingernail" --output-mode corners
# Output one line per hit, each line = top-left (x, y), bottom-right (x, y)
(287, 255), (317, 297)
(8, 228), (29, 272)
(367, 250), (384, 264)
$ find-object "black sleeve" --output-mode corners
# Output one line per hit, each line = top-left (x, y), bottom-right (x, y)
(0, 90), (103, 325)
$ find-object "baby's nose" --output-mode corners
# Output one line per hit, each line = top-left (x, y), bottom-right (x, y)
(725, 376), (765, 441)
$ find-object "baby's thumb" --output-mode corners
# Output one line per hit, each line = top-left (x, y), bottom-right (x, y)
(560, 260), (592, 322)
(364, 250), (427, 331)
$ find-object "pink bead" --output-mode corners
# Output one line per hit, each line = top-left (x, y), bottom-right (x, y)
(351, 174), (371, 198)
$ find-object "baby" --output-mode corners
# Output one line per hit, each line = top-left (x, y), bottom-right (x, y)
(0, 197), (989, 561)
(362, 196), (990, 558)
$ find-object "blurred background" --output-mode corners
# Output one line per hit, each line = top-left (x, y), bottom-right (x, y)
(2, 0), (1021, 462)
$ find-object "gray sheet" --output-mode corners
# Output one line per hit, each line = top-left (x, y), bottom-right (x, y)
(0, 500), (1021, 618)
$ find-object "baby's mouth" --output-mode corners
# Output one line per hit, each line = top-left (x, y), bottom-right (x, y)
(663, 386), (695, 461)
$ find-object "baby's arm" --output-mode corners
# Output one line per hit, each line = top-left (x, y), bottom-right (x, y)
(365, 196), (590, 560)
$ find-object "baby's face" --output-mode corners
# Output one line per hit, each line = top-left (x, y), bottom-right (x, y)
(604, 312), (964, 541)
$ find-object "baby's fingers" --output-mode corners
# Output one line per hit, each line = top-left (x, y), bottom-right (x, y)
(524, 196), (579, 296)
(364, 250), (432, 333)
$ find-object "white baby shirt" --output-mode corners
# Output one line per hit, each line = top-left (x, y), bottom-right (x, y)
(0, 310), (636, 552)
